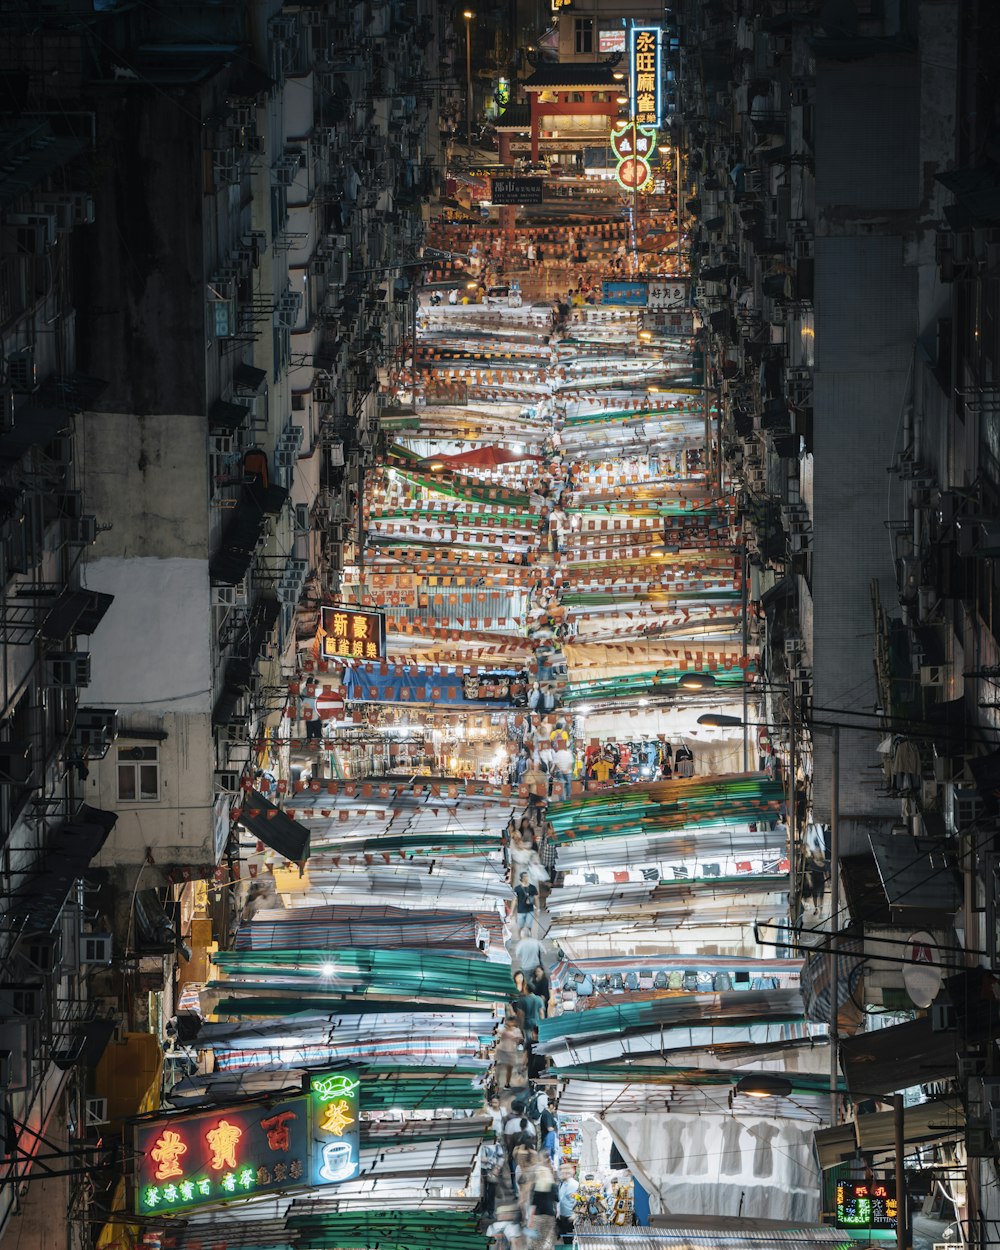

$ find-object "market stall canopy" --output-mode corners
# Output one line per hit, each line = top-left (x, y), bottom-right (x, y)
(814, 1097), (964, 1169)
(237, 790), (310, 862)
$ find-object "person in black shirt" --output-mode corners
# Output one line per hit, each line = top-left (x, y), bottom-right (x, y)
(514, 872), (538, 935)
(539, 1101), (558, 1163)
(528, 964), (550, 1011)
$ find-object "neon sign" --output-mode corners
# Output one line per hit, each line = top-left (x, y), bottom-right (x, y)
(133, 1069), (360, 1214)
(320, 605), (386, 662)
(835, 1180), (898, 1229)
(610, 122), (657, 192)
(629, 26), (662, 127)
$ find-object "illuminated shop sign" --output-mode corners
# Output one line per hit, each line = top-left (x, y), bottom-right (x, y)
(320, 605), (387, 662)
(610, 122), (657, 192)
(133, 1070), (360, 1214)
(629, 26), (662, 127)
(835, 1180), (898, 1229)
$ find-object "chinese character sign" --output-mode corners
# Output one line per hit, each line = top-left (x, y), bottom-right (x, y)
(310, 1071), (361, 1185)
(836, 1181), (899, 1229)
(320, 605), (387, 663)
(629, 26), (662, 127)
(609, 122), (657, 193)
(133, 1070), (361, 1214)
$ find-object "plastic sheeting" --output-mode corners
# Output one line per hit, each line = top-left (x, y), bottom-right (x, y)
(600, 1109), (821, 1223)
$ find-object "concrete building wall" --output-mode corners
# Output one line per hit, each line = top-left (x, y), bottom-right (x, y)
(84, 710), (218, 871)
(810, 235), (917, 833)
(77, 411), (209, 560)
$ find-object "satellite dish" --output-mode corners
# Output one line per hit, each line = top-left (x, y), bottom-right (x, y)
(902, 930), (943, 1009)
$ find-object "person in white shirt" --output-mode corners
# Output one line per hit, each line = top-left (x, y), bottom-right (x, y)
(552, 745), (574, 800)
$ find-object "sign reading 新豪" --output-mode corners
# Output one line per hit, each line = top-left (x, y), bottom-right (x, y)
(133, 1070), (360, 1215)
(320, 605), (387, 662)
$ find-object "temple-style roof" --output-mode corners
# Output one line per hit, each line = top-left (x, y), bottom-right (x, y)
(523, 62), (622, 91)
(494, 102), (531, 131)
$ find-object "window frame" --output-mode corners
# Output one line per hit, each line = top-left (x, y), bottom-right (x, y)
(117, 745), (161, 803)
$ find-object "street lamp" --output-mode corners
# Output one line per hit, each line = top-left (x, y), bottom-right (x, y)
(735, 1076), (906, 1250)
(463, 11), (474, 149)
(678, 672), (717, 691)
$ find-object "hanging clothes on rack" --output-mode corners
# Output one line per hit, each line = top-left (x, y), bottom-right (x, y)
(891, 736), (921, 792)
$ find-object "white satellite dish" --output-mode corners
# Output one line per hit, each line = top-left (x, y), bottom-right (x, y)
(902, 930), (943, 1009)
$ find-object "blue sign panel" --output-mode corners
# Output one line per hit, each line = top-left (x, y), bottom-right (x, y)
(601, 280), (648, 307)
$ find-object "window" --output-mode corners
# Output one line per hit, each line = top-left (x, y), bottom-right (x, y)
(574, 17), (593, 53)
(117, 746), (160, 802)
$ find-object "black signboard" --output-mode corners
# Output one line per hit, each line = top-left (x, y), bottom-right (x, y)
(489, 177), (544, 205)
(835, 1180), (898, 1230)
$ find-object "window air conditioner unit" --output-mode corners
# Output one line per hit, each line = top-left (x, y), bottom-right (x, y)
(23, 937), (58, 974)
(0, 985), (43, 1019)
(212, 582), (248, 608)
(931, 1002), (955, 1032)
(69, 194), (96, 226)
(957, 1053), (986, 1080)
(85, 1097), (109, 1126)
(7, 213), (57, 251)
(44, 652), (91, 689)
(214, 770), (241, 794)
(80, 933), (113, 965)
(74, 708), (118, 757)
(7, 350), (37, 394)
(34, 200), (75, 232)
(271, 16), (296, 41)
(66, 515), (98, 546)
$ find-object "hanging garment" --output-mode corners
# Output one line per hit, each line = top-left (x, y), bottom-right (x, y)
(685, 1119), (710, 1174)
(892, 737), (921, 791)
(720, 1118), (744, 1176)
(748, 1122), (779, 1178)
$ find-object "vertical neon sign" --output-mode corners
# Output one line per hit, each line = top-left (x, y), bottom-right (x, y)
(629, 26), (662, 128)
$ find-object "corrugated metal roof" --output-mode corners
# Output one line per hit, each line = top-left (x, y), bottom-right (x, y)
(575, 1225), (883, 1250)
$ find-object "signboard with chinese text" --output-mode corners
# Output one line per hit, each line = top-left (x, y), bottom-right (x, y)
(309, 1070), (362, 1185)
(647, 279), (689, 310)
(320, 605), (387, 663)
(602, 280), (648, 307)
(609, 122), (657, 192)
(490, 177), (544, 205)
(468, 165), (512, 179)
(629, 25), (663, 127)
(133, 1070), (360, 1215)
(599, 29), (626, 51)
(835, 1180), (898, 1230)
